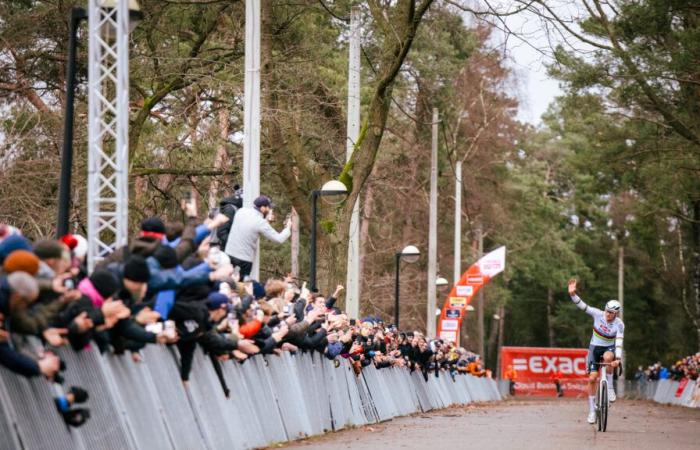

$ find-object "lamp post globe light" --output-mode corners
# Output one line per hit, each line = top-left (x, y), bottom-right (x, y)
(394, 245), (420, 328)
(310, 180), (348, 292)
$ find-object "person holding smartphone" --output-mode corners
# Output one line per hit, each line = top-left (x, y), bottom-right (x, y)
(223, 195), (291, 279)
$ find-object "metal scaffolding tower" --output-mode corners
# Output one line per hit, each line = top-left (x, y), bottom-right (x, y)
(86, 0), (132, 272)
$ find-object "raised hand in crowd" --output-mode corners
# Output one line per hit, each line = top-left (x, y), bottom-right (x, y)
(237, 339), (260, 355)
(42, 327), (68, 347)
(134, 307), (160, 326)
(568, 278), (577, 295)
(37, 352), (61, 379)
(209, 264), (234, 282)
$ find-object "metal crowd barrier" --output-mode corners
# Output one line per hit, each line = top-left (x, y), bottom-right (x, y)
(623, 379), (699, 408)
(0, 339), (502, 450)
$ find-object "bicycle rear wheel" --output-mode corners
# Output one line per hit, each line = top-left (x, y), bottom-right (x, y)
(600, 380), (608, 432)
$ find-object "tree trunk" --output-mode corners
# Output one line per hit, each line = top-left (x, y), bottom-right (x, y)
(358, 183), (375, 311)
(692, 200), (700, 351)
(547, 287), (556, 347)
(208, 107), (230, 209)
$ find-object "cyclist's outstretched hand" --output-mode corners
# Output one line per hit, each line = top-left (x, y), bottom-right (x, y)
(568, 278), (577, 295)
(611, 359), (620, 368)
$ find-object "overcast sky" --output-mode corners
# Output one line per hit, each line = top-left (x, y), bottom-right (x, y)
(481, 2), (566, 125)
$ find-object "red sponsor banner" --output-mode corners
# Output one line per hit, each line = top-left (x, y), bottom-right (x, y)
(437, 246), (505, 343)
(501, 346), (589, 397)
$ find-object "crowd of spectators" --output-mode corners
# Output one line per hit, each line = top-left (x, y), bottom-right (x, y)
(635, 353), (700, 382)
(0, 192), (484, 428)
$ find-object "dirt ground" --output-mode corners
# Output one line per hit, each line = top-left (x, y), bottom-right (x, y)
(279, 398), (700, 450)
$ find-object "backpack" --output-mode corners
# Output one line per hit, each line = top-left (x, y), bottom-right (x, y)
(215, 194), (243, 250)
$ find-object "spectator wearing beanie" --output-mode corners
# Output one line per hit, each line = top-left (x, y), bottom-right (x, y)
(169, 292), (238, 382)
(34, 240), (71, 281)
(97, 195), (227, 269)
(0, 235), (32, 264)
(51, 270), (130, 351)
(0, 273), (60, 379)
(2, 250), (40, 275)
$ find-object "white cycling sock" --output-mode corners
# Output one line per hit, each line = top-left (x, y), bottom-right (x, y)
(588, 395), (596, 411)
(606, 373), (613, 388)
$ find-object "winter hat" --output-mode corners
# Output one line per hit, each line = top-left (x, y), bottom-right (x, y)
(252, 281), (266, 300)
(3, 250), (40, 275)
(326, 341), (343, 359)
(153, 246), (178, 269)
(123, 256), (150, 283)
(7, 271), (39, 300)
(73, 235), (88, 260)
(89, 269), (120, 299)
(253, 195), (273, 209)
(59, 235), (79, 250)
(140, 217), (166, 234)
(33, 240), (66, 260)
(206, 292), (230, 311)
(0, 235), (32, 263)
(0, 224), (21, 242)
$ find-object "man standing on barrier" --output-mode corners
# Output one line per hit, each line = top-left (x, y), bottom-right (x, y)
(224, 195), (291, 280)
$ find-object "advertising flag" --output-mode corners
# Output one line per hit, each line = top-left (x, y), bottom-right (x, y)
(437, 246), (506, 343)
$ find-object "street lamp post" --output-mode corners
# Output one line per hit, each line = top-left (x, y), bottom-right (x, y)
(394, 245), (420, 328)
(310, 180), (348, 292)
(56, 6), (88, 238)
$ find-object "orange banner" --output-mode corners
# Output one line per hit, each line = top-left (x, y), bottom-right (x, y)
(501, 346), (589, 397)
(437, 246), (505, 343)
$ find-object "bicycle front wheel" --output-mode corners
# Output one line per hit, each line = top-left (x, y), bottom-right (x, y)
(600, 380), (608, 432)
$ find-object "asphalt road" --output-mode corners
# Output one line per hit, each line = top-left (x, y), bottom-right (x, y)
(280, 398), (700, 450)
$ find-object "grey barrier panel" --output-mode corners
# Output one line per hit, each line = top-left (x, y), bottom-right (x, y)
(392, 367), (421, 414)
(410, 371), (433, 412)
(653, 379), (673, 403)
(0, 368), (31, 450)
(265, 353), (314, 439)
(297, 352), (327, 435)
(338, 360), (370, 426)
(56, 346), (137, 450)
(354, 367), (380, 423)
(678, 380), (695, 406)
(312, 354), (334, 432)
(222, 361), (270, 449)
(451, 375), (470, 405)
(231, 356), (287, 445)
(465, 376), (483, 402)
(1, 337), (84, 450)
(322, 359), (352, 430)
(362, 366), (398, 421)
(187, 349), (241, 450)
(104, 353), (173, 450)
(142, 345), (207, 450)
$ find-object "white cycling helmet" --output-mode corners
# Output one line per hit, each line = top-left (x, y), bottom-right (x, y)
(605, 300), (621, 313)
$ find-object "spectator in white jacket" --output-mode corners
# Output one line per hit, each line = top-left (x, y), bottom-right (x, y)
(224, 195), (291, 279)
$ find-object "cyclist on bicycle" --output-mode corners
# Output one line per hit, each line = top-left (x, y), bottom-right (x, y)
(568, 278), (623, 424)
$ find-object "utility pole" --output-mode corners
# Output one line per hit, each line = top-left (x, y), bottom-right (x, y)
(454, 161), (462, 285)
(476, 223), (484, 358)
(618, 244), (625, 395)
(345, 7), (361, 318)
(291, 208), (299, 279)
(427, 108), (439, 337)
(244, 0), (261, 279)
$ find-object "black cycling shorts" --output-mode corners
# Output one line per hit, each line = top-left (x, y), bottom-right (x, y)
(586, 345), (615, 373)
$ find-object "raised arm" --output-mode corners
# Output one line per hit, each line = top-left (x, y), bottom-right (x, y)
(568, 278), (600, 317)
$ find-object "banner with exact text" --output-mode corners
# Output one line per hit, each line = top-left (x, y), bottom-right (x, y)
(501, 346), (589, 397)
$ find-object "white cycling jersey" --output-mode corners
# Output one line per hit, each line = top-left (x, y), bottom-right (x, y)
(570, 294), (624, 358)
